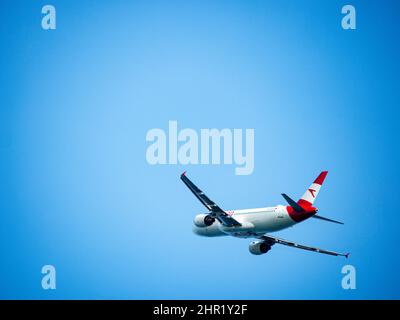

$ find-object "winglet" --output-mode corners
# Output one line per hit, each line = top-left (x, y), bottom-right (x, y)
(345, 252), (350, 259)
(181, 171), (186, 177)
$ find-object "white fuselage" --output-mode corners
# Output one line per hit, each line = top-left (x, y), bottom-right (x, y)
(193, 205), (297, 238)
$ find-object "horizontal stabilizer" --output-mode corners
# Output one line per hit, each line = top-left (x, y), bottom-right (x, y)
(281, 193), (304, 212)
(312, 214), (344, 225)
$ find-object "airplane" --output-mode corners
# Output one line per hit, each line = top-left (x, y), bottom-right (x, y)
(181, 171), (349, 258)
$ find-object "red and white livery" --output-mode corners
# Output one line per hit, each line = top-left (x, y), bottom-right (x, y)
(181, 171), (349, 257)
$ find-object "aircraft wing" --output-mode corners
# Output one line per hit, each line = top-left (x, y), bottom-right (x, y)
(180, 172), (241, 227)
(259, 235), (349, 258)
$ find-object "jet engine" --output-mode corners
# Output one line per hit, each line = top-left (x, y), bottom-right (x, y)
(249, 240), (272, 255)
(193, 214), (216, 227)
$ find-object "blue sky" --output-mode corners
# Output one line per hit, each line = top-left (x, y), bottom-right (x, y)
(0, 0), (399, 299)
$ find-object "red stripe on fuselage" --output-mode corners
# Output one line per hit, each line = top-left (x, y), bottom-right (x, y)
(297, 199), (312, 208)
(286, 206), (316, 223)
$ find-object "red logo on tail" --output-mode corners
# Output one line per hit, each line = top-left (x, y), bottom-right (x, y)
(309, 189), (316, 198)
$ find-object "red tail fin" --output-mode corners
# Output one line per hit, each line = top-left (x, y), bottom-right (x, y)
(297, 171), (328, 208)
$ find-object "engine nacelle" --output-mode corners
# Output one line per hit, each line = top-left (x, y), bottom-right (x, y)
(249, 240), (272, 255)
(193, 214), (216, 227)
